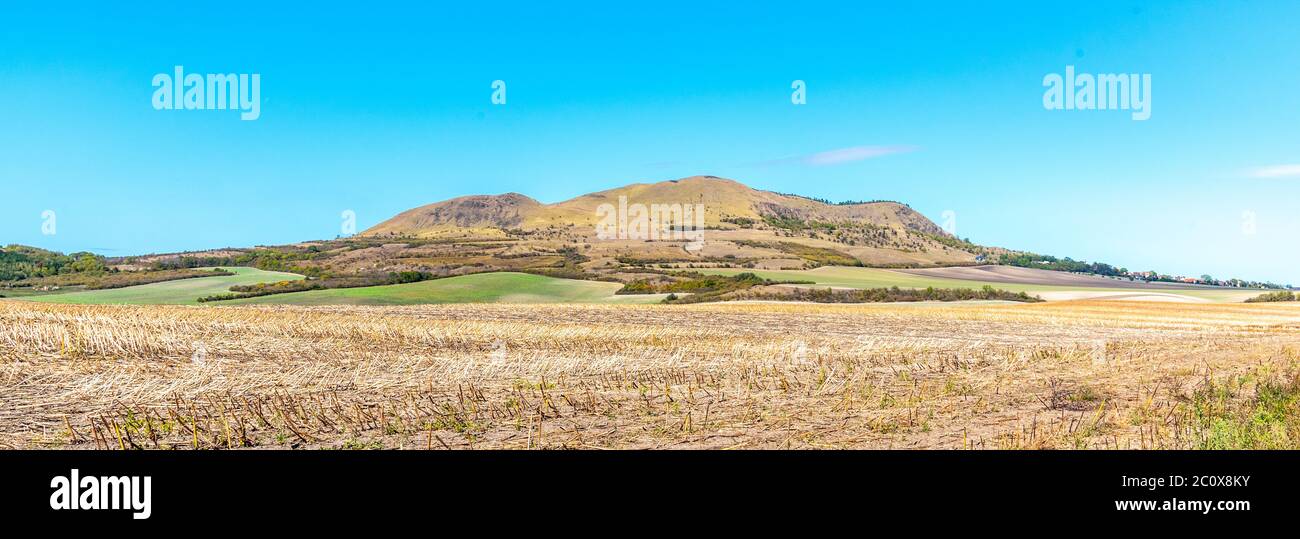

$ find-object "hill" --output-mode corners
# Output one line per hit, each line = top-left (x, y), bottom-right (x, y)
(366, 176), (945, 235)
(7, 176), (1275, 306)
(12, 175), (1269, 306)
(363, 193), (543, 236)
(362, 175), (981, 268)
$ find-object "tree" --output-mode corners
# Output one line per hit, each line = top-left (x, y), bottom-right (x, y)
(70, 253), (107, 273)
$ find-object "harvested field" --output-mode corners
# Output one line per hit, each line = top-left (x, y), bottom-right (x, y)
(3, 299), (1300, 449)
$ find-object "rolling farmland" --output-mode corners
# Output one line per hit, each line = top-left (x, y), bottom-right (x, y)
(20, 267), (303, 305)
(13, 270), (665, 306)
(224, 272), (668, 305)
(701, 266), (1268, 303)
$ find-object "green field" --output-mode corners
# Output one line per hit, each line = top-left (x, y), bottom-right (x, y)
(700, 267), (1266, 303)
(12, 270), (665, 306)
(0, 287), (76, 299)
(17, 267), (303, 305)
(224, 272), (666, 305)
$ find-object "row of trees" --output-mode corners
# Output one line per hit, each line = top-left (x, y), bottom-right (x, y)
(1245, 291), (1296, 303)
(719, 285), (1042, 304)
(0, 245), (108, 281)
(998, 252), (1289, 289)
(199, 270), (439, 302)
(770, 192), (906, 206)
(148, 248), (333, 278)
(997, 253), (1125, 277)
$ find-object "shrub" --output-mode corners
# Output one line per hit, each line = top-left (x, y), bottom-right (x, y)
(1246, 291), (1297, 303)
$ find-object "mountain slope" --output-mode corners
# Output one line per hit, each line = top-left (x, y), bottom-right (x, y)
(363, 193), (542, 235)
(365, 176), (944, 236)
(359, 175), (980, 269)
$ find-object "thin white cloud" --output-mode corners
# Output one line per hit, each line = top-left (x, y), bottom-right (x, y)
(1249, 164), (1300, 179)
(806, 145), (918, 165)
(753, 145), (918, 167)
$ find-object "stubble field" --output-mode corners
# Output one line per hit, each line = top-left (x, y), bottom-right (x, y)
(3, 299), (1299, 450)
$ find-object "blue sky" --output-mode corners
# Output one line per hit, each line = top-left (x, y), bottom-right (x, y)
(1, 1), (1297, 284)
